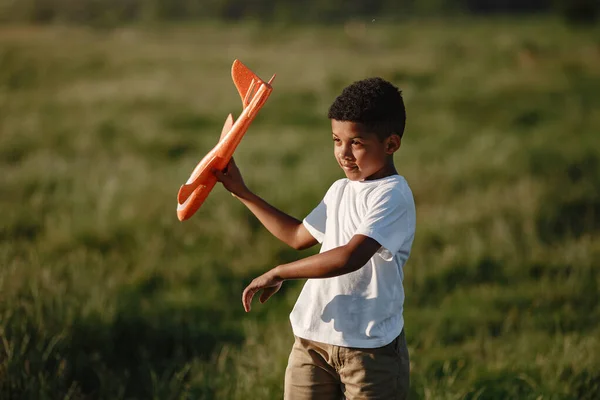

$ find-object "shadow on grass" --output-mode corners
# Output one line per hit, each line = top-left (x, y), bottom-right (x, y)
(414, 256), (506, 306)
(534, 151), (600, 243)
(0, 267), (248, 399)
(464, 369), (541, 400)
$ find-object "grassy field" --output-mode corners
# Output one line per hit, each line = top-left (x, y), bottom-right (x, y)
(1, 18), (600, 399)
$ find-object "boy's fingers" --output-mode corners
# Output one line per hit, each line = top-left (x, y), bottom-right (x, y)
(242, 285), (256, 312)
(213, 168), (232, 184)
(212, 168), (224, 180)
(221, 159), (234, 175)
(259, 285), (279, 304)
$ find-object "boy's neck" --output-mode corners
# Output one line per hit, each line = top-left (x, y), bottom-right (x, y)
(363, 162), (398, 181)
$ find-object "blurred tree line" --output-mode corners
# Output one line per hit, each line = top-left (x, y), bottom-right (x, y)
(0, 0), (597, 26)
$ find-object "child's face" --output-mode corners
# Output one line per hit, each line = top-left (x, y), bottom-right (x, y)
(331, 119), (400, 181)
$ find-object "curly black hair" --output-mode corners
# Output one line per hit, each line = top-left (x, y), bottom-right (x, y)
(327, 77), (406, 140)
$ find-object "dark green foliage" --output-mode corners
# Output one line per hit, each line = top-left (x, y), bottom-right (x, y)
(1, 0), (597, 24)
(557, 0), (599, 25)
(569, 369), (600, 400)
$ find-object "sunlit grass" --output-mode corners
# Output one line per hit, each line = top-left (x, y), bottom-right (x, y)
(1, 18), (599, 399)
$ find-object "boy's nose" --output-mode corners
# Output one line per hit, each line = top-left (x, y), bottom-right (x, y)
(339, 145), (354, 160)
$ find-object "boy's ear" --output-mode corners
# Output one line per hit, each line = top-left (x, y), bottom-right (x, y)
(385, 134), (401, 154)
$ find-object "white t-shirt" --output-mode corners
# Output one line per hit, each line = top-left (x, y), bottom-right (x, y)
(289, 175), (416, 348)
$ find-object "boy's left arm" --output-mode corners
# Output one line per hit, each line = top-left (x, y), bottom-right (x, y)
(242, 234), (380, 312)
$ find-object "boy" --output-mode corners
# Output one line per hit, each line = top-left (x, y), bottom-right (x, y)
(215, 77), (415, 399)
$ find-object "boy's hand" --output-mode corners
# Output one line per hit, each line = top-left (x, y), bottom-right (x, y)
(242, 269), (283, 312)
(214, 158), (250, 199)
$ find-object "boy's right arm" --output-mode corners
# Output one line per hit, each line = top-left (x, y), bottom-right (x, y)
(214, 159), (318, 250)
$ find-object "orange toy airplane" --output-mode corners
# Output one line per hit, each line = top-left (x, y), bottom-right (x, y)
(176, 60), (275, 221)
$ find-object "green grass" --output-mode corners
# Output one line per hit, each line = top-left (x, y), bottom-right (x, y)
(1, 18), (600, 399)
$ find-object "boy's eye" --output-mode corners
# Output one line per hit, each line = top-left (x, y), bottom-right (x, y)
(352, 141), (363, 146)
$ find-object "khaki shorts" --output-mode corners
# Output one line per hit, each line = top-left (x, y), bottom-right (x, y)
(284, 330), (410, 400)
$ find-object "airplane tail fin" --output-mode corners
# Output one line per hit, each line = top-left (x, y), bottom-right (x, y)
(219, 113), (234, 141)
(232, 60), (275, 109)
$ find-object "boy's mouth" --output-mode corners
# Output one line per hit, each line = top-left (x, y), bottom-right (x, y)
(341, 164), (358, 171)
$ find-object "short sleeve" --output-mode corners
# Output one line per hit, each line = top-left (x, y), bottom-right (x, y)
(354, 188), (413, 261)
(303, 200), (326, 243)
(302, 179), (346, 243)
